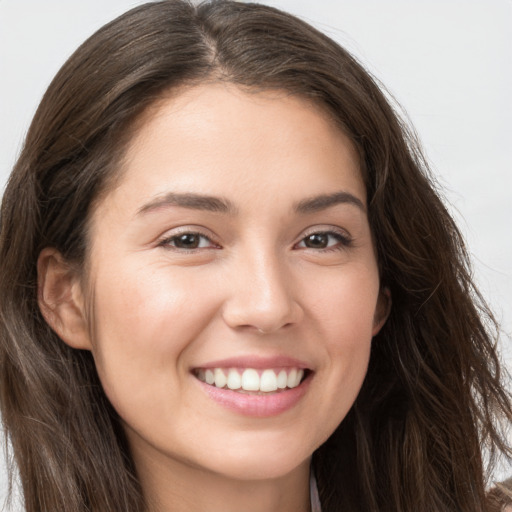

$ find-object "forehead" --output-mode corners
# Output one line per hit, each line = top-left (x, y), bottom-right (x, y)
(97, 83), (365, 217)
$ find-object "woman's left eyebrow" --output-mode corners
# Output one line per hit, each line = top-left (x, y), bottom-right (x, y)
(137, 192), (237, 215)
(294, 191), (366, 214)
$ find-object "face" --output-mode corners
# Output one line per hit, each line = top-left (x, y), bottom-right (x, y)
(73, 84), (387, 482)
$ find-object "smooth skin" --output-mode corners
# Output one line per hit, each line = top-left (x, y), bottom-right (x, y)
(38, 84), (390, 512)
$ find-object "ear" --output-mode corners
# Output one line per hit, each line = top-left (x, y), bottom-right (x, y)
(37, 248), (92, 350)
(372, 287), (391, 336)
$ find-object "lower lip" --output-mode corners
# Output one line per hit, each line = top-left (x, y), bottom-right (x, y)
(196, 374), (312, 417)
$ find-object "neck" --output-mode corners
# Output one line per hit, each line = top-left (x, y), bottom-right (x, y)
(132, 445), (311, 512)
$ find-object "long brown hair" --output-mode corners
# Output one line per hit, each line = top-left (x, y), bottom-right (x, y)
(1, 1), (510, 510)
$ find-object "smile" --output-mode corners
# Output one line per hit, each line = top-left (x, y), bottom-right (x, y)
(194, 367), (306, 394)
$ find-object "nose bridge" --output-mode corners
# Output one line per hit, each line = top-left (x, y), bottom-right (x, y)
(222, 241), (301, 333)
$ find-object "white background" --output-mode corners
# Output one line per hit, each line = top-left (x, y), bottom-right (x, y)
(1, 0), (511, 507)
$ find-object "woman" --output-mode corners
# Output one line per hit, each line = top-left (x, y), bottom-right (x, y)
(0, 1), (510, 511)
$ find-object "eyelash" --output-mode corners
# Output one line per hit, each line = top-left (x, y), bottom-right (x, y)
(294, 230), (352, 252)
(158, 228), (352, 253)
(158, 230), (219, 251)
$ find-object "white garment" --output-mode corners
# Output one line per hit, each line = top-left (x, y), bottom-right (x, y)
(309, 468), (322, 512)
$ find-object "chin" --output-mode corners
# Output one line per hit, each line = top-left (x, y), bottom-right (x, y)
(211, 455), (310, 482)
(194, 433), (313, 481)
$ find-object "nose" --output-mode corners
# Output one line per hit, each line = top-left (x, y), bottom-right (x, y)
(221, 249), (303, 334)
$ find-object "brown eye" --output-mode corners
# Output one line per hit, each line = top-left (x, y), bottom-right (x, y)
(304, 233), (329, 249)
(161, 232), (216, 250)
(173, 233), (202, 249)
(296, 231), (352, 251)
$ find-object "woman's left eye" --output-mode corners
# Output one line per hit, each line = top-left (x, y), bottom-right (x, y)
(296, 231), (351, 250)
(160, 232), (216, 250)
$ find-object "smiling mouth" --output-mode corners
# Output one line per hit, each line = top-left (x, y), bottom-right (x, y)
(193, 367), (310, 394)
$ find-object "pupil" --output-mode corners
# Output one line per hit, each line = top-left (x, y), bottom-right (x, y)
(176, 234), (199, 248)
(306, 233), (328, 248)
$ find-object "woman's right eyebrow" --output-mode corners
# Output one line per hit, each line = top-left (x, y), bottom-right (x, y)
(137, 192), (237, 216)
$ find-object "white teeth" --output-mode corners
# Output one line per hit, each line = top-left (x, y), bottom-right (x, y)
(227, 369), (242, 390)
(197, 367), (307, 393)
(260, 369), (278, 392)
(241, 369), (260, 391)
(276, 370), (288, 389)
(214, 368), (227, 388)
(287, 368), (297, 388)
(205, 369), (215, 385)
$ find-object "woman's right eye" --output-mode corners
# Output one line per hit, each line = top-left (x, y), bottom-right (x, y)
(159, 232), (217, 250)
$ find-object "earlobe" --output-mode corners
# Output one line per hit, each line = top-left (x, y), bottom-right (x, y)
(37, 248), (92, 350)
(372, 287), (391, 336)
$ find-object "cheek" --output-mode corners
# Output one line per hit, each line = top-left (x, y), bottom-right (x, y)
(86, 264), (222, 405)
(305, 264), (378, 421)
(310, 262), (380, 343)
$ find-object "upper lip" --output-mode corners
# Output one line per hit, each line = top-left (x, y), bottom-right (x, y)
(193, 355), (312, 370)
